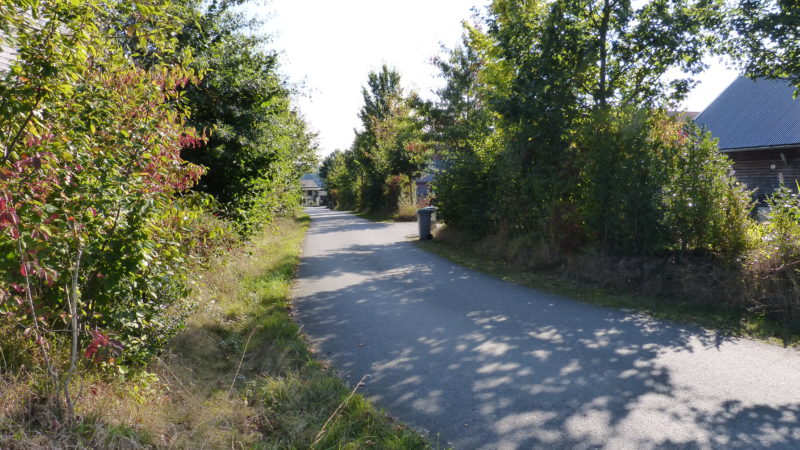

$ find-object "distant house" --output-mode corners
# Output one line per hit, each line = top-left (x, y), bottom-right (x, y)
(414, 153), (445, 204)
(694, 76), (800, 200)
(415, 173), (435, 199)
(300, 173), (327, 206)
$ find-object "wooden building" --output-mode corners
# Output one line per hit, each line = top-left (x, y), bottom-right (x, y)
(695, 76), (800, 201)
(300, 173), (327, 207)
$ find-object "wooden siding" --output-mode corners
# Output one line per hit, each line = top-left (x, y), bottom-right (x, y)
(726, 147), (800, 200)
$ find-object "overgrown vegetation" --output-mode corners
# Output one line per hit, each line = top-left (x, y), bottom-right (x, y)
(0, 0), (214, 414)
(178, 4), (317, 235)
(0, 2), (427, 445)
(0, 0), (331, 438)
(1, 213), (427, 448)
(332, 0), (800, 329)
(321, 65), (430, 216)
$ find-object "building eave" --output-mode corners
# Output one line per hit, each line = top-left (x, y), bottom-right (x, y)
(720, 143), (800, 153)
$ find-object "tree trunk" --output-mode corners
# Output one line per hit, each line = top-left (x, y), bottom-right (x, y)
(598, 0), (611, 108)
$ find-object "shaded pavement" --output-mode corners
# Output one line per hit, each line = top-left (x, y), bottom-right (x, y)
(293, 207), (800, 449)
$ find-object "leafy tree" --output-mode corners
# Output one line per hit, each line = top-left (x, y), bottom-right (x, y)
(422, 1), (750, 259)
(319, 150), (337, 182)
(579, 0), (725, 108)
(0, 0), (207, 411)
(417, 33), (500, 236)
(179, 8), (317, 234)
(475, 0), (725, 234)
(351, 65), (426, 212)
(320, 149), (359, 210)
(730, 0), (800, 87)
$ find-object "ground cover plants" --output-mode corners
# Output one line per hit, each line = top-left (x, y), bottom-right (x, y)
(1, 213), (428, 448)
(0, 0), (211, 416)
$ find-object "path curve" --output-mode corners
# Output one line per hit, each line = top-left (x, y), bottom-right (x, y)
(293, 207), (800, 449)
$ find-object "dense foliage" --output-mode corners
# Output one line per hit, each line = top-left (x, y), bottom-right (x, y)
(415, 34), (500, 236)
(416, 0), (748, 258)
(179, 7), (316, 234)
(320, 149), (359, 210)
(578, 108), (751, 257)
(322, 65), (428, 214)
(0, 0), (316, 413)
(730, 0), (800, 88)
(406, 0), (800, 321)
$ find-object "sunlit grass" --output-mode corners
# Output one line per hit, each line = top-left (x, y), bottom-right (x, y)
(1, 210), (430, 448)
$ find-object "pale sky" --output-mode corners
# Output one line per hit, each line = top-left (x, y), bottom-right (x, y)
(243, 1), (739, 158)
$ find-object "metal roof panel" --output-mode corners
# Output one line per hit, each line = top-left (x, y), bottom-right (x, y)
(694, 76), (800, 150)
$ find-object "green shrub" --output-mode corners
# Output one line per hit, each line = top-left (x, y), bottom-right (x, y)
(320, 150), (359, 211)
(765, 179), (800, 258)
(580, 108), (667, 254)
(579, 108), (752, 259)
(739, 180), (800, 320)
(0, 2), (225, 407)
(434, 151), (502, 237)
(180, 12), (317, 235)
(660, 120), (753, 260)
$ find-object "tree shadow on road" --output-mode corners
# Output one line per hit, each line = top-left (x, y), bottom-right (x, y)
(302, 208), (394, 237)
(295, 217), (800, 449)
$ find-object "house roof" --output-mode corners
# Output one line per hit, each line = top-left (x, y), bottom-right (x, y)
(694, 76), (800, 151)
(300, 172), (325, 190)
(301, 178), (321, 190)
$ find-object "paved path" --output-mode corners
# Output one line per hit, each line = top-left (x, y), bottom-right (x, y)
(293, 207), (800, 449)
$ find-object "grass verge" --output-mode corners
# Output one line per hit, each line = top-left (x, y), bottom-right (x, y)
(354, 210), (393, 222)
(416, 225), (800, 347)
(1, 211), (429, 448)
(353, 205), (417, 223)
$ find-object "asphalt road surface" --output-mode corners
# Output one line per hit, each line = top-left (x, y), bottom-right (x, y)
(293, 207), (800, 449)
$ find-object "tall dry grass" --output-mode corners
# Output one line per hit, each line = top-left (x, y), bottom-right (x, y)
(1, 212), (429, 448)
(429, 222), (800, 342)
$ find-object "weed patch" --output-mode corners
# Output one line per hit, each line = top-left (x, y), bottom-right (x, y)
(419, 225), (800, 346)
(1, 212), (429, 448)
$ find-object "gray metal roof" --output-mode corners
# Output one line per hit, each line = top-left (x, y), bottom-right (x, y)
(300, 172), (325, 188)
(301, 178), (321, 190)
(694, 76), (800, 151)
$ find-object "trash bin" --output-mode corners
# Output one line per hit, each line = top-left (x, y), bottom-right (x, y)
(417, 206), (437, 240)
